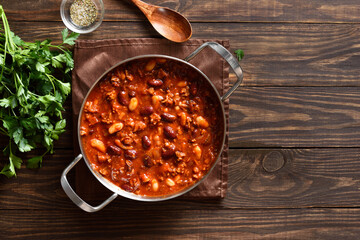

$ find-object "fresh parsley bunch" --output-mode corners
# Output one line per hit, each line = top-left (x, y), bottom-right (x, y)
(0, 6), (79, 177)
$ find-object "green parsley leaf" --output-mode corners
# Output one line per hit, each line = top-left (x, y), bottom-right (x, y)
(2, 116), (19, 133)
(18, 138), (33, 152)
(55, 79), (71, 96)
(12, 127), (23, 145)
(0, 7), (79, 177)
(61, 28), (69, 43)
(27, 155), (42, 168)
(1, 150), (23, 178)
(55, 119), (66, 130)
(0, 98), (10, 108)
(63, 51), (74, 73)
(234, 49), (244, 61)
(9, 31), (24, 46)
(62, 28), (80, 46)
(20, 117), (36, 131)
(0, 164), (15, 178)
(40, 39), (51, 46)
(35, 61), (49, 73)
(10, 152), (22, 169)
(51, 54), (67, 68)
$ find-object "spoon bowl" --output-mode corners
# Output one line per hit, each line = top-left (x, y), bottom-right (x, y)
(131, 0), (192, 42)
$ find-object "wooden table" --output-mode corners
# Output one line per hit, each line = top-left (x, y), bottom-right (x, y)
(1, 0), (360, 239)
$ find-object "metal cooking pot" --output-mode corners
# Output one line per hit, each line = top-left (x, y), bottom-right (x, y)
(61, 42), (243, 212)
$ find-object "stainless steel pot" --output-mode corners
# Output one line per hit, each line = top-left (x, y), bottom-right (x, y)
(61, 42), (243, 212)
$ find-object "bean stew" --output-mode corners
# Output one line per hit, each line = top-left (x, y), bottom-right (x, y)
(79, 57), (224, 197)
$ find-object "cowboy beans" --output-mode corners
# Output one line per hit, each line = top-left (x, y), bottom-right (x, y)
(80, 58), (222, 196)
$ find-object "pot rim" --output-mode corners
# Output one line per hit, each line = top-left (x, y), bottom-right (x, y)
(77, 54), (227, 201)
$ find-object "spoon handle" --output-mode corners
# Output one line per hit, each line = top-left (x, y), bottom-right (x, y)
(130, 0), (156, 15)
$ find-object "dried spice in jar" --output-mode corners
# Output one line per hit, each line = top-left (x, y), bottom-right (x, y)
(70, 0), (97, 27)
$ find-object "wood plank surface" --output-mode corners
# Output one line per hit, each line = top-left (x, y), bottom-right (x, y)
(1, 148), (359, 210)
(225, 148), (360, 208)
(1, 208), (359, 239)
(2, 0), (360, 238)
(2, 0), (360, 23)
(229, 87), (360, 148)
(5, 21), (360, 87)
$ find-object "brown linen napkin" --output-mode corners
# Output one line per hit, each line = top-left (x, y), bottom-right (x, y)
(72, 38), (229, 199)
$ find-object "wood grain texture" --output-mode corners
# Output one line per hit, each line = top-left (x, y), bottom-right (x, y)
(229, 87), (360, 148)
(1, 208), (360, 239)
(3, 0), (360, 23)
(225, 148), (360, 208)
(5, 21), (360, 87)
(2, 0), (360, 238)
(1, 148), (360, 210)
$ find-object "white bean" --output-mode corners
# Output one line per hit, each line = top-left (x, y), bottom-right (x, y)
(194, 145), (202, 160)
(90, 139), (106, 153)
(145, 60), (156, 71)
(128, 97), (138, 111)
(165, 178), (175, 187)
(108, 122), (123, 134)
(152, 179), (159, 192)
(196, 116), (209, 128)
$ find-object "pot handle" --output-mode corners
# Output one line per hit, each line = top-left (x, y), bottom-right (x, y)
(60, 154), (118, 213)
(184, 42), (243, 101)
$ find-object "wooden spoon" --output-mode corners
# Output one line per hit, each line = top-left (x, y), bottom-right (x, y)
(130, 0), (192, 42)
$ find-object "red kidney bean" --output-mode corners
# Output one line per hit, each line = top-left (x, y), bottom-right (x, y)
(124, 149), (137, 160)
(164, 126), (177, 139)
(142, 135), (151, 149)
(140, 106), (154, 116)
(192, 128), (199, 138)
(161, 113), (176, 122)
(128, 90), (136, 97)
(121, 183), (134, 192)
(161, 145), (175, 159)
(118, 91), (129, 105)
(147, 78), (163, 87)
(107, 145), (122, 155)
(143, 155), (153, 168)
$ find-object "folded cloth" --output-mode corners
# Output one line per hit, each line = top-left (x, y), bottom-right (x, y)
(72, 38), (229, 199)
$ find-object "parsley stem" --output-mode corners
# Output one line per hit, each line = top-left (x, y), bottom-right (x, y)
(45, 73), (57, 95)
(0, 79), (14, 95)
(42, 149), (49, 157)
(0, 29), (7, 87)
(0, 10), (14, 95)
(0, 126), (8, 136)
(11, 108), (17, 118)
(49, 45), (66, 52)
